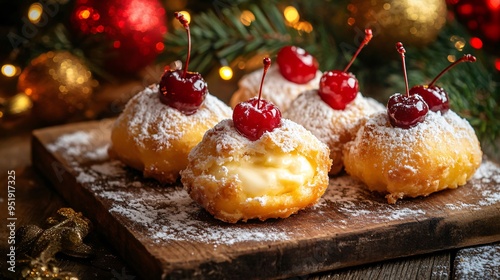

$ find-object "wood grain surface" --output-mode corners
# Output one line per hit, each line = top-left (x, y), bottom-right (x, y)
(31, 119), (500, 280)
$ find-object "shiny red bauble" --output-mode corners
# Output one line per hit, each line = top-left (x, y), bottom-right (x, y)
(71, 0), (167, 74)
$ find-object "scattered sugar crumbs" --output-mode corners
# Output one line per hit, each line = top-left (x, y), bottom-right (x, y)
(454, 244), (500, 280)
(46, 128), (500, 245)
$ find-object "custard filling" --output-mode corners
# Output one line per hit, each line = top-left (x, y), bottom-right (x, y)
(222, 153), (315, 197)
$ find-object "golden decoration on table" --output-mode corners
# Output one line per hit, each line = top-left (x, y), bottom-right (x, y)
(16, 208), (93, 280)
(348, 0), (447, 50)
(17, 51), (98, 124)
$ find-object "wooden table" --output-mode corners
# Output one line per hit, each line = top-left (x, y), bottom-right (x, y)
(0, 129), (499, 280)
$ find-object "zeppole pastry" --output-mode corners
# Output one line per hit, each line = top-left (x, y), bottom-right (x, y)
(343, 44), (482, 203)
(230, 46), (321, 111)
(109, 12), (232, 184)
(285, 29), (384, 174)
(181, 58), (331, 223)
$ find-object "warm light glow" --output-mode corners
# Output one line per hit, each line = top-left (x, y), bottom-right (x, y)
(294, 21), (313, 33)
(470, 37), (483, 49)
(240, 10), (255, 26)
(450, 35), (466, 51)
(487, 0), (500, 11)
(447, 55), (456, 63)
(28, 3), (43, 24)
(10, 93), (32, 114)
(155, 42), (165, 52)
(495, 59), (500, 71)
(219, 66), (233, 80)
(347, 17), (356, 26)
(1, 64), (17, 77)
(79, 9), (91, 19)
(284, 6), (299, 24)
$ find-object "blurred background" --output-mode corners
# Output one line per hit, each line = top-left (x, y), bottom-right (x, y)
(0, 0), (498, 156)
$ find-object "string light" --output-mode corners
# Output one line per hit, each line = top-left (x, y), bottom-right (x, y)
(294, 21), (313, 33)
(9, 93), (33, 115)
(495, 58), (500, 71)
(219, 65), (233, 80)
(28, 3), (43, 24)
(1, 64), (18, 77)
(447, 55), (456, 63)
(240, 10), (255, 26)
(450, 35), (466, 51)
(284, 6), (299, 24)
(470, 37), (483, 49)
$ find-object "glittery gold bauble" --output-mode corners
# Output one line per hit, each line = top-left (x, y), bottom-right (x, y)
(348, 0), (447, 51)
(17, 51), (97, 124)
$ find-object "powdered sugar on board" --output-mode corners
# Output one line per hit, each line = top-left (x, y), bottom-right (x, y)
(453, 243), (500, 279)
(45, 124), (500, 247)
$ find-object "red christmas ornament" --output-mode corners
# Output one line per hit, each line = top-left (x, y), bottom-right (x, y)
(450, 0), (500, 54)
(71, 0), (167, 74)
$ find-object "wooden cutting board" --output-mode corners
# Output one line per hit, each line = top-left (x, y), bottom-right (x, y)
(31, 119), (500, 280)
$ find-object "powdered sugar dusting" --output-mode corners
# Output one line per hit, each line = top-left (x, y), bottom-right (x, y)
(345, 110), (481, 179)
(230, 64), (322, 111)
(454, 244), (500, 279)
(190, 118), (326, 162)
(92, 175), (291, 245)
(44, 120), (499, 248)
(284, 90), (384, 149)
(313, 176), (429, 226)
(115, 85), (232, 150)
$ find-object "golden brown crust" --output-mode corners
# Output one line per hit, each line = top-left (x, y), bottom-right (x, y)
(343, 111), (483, 203)
(109, 85), (232, 184)
(180, 119), (332, 223)
(284, 90), (385, 175)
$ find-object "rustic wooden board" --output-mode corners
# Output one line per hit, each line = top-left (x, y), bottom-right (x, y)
(31, 119), (500, 280)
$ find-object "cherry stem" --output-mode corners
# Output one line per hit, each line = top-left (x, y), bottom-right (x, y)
(343, 29), (373, 72)
(258, 57), (272, 109)
(175, 12), (191, 78)
(428, 54), (476, 86)
(396, 42), (409, 97)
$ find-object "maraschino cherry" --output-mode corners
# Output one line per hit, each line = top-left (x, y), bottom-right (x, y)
(233, 57), (282, 141)
(387, 42), (429, 129)
(409, 54), (476, 113)
(276, 46), (319, 84)
(318, 29), (372, 110)
(159, 12), (208, 115)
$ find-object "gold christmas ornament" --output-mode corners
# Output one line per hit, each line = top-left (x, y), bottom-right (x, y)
(348, 0), (447, 51)
(17, 51), (97, 124)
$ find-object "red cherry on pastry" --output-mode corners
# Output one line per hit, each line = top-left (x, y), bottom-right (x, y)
(276, 46), (319, 84)
(159, 12), (208, 115)
(318, 29), (373, 110)
(233, 57), (282, 141)
(387, 42), (429, 129)
(409, 54), (476, 113)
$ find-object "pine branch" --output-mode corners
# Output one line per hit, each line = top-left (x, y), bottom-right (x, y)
(158, 2), (316, 75)
(405, 20), (500, 145)
(162, 0), (498, 147)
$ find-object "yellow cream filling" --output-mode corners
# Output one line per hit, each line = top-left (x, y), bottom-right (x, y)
(224, 153), (314, 197)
